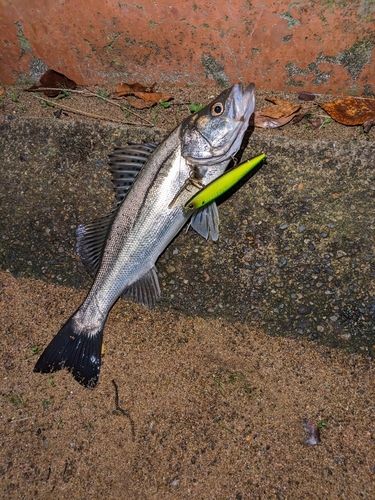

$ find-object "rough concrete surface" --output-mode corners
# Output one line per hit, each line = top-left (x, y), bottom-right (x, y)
(1, 117), (374, 355)
(1, 111), (375, 499)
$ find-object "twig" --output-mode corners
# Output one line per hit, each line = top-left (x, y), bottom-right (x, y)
(32, 87), (155, 126)
(216, 421), (235, 433)
(33, 93), (154, 127)
(85, 89), (155, 127)
(10, 416), (31, 423)
(112, 379), (135, 439)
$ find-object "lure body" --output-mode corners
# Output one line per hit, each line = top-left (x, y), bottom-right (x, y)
(185, 153), (266, 211)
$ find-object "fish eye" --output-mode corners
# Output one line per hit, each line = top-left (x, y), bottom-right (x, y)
(188, 203), (194, 209)
(211, 102), (224, 116)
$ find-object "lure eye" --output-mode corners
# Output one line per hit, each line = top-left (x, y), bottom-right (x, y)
(211, 102), (224, 116)
(188, 203), (194, 210)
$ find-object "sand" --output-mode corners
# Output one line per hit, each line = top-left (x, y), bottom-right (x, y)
(1, 83), (374, 499)
(1, 271), (374, 499)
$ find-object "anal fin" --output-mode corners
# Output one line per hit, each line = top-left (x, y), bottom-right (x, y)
(122, 267), (161, 309)
(76, 209), (118, 276)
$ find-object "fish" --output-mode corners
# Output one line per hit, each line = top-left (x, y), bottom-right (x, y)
(184, 153), (266, 211)
(34, 82), (256, 388)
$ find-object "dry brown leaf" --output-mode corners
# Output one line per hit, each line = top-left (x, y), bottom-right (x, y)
(298, 91), (316, 102)
(112, 82), (173, 105)
(0, 87), (5, 96)
(332, 193), (341, 199)
(291, 113), (306, 125)
(27, 69), (77, 97)
(363, 117), (375, 133)
(253, 110), (300, 128)
(124, 97), (155, 109)
(307, 118), (325, 130)
(123, 82), (155, 92)
(113, 82), (156, 95)
(263, 98), (301, 118)
(134, 91), (173, 103)
(303, 419), (321, 446)
(320, 97), (375, 126)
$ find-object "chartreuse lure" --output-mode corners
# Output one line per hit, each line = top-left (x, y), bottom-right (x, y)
(184, 153), (266, 211)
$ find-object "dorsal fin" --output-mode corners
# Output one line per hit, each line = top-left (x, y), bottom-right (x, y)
(108, 143), (158, 205)
(76, 143), (158, 275)
(189, 201), (220, 241)
(122, 266), (161, 308)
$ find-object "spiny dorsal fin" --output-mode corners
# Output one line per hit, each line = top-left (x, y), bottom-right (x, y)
(108, 143), (158, 205)
(122, 266), (161, 309)
(189, 202), (220, 241)
(76, 143), (158, 275)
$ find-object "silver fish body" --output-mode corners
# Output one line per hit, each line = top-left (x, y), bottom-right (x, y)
(34, 83), (255, 388)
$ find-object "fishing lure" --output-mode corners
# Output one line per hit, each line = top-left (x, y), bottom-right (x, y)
(184, 153), (266, 211)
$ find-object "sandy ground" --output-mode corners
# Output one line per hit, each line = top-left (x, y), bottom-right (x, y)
(1, 84), (374, 498)
(1, 270), (374, 499)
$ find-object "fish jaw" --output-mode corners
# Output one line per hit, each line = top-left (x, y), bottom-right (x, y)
(180, 83), (255, 166)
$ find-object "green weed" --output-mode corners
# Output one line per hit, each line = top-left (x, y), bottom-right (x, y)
(6, 391), (26, 408)
(189, 103), (204, 113)
(159, 99), (171, 108)
(320, 117), (332, 129)
(98, 89), (108, 102)
(9, 90), (19, 102)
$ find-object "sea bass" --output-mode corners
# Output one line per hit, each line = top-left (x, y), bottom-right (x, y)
(34, 83), (255, 388)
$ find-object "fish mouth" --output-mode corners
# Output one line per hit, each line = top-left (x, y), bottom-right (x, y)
(229, 82), (255, 123)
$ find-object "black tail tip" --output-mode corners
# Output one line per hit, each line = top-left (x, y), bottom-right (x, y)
(34, 315), (103, 389)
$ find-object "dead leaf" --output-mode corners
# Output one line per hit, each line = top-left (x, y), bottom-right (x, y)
(307, 118), (325, 130)
(112, 82), (173, 106)
(298, 91), (316, 102)
(332, 193), (341, 199)
(113, 82), (156, 97)
(320, 97), (375, 126)
(253, 110), (300, 128)
(363, 117), (375, 133)
(291, 113), (306, 125)
(263, 98), (301, 118)
(124, 97), (154, 109)
(0, 87), (4, 96)
(303, 419), (321, 446)
(27, 69), (77, 97)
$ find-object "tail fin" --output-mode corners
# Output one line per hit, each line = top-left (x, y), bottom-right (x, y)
(34, 314), (103, 389)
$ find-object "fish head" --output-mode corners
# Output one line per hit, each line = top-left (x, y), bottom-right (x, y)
(181, 83), (255, 166)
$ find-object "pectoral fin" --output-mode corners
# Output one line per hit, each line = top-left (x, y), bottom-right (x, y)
(189, 202), (220, 241)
